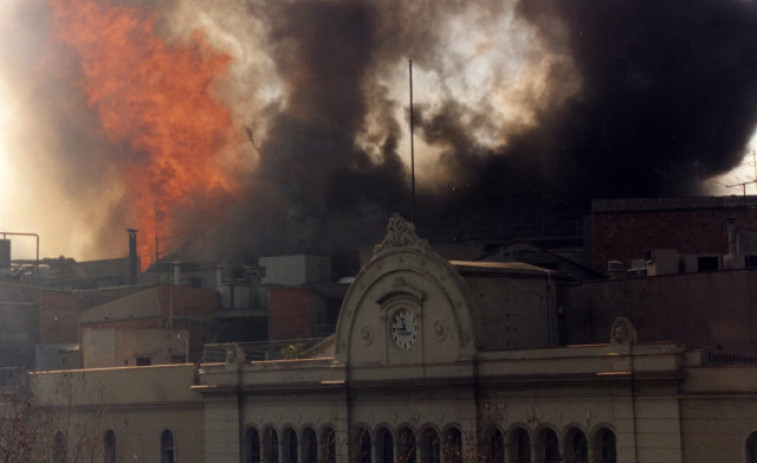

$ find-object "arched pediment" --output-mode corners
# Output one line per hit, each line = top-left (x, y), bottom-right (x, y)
(335, 215), (477, 367)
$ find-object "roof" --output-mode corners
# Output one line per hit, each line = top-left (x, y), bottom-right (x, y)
(450, 260), (555, 276)
(592, 195), (757, 213)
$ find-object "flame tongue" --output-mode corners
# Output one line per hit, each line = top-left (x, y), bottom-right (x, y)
(49, 0), (236, 270)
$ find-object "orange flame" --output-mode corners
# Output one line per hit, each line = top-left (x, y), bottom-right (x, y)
(49, 0), (236, 270)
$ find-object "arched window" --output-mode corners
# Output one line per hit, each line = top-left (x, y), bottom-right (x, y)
(321, 427), (336, 463)
(508, 428), (530, 463)
(443, 428), (462, 463)
(52, 431), (66, 463)
(264, 428), (280, 463)
(594, 428), (617, 463)
(245, 428), (261, 463)
(564, 428), (588, 463)
(397, 427), (416, 463)
(488, 428), (504, 463)
(161, 429), (175, 463)
(536, 429), (560, 463)
(748, 432), (757, 463)
(376, 427), (394, 463)
(104, 430), (117, 463)
(355, 428), (371, 463)
(283, 428), (298, 463)
(303, 427), (318, 463)
(421, 428), (440, 463)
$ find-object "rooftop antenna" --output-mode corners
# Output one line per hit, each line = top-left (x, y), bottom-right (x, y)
(409, 59), (416, 224)
(726, 150), (757, 196)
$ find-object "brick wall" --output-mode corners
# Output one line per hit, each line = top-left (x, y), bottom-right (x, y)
(267, 287), (314, 341)
(39, 290), (79, 344)
(592, 205), (757, 272)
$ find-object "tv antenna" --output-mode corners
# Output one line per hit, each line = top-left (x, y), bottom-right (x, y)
(726, 150), (757, 196)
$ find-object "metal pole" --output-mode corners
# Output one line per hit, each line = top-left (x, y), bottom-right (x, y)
(409, 59), (416, 225)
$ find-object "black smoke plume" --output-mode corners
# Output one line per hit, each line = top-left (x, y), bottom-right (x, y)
(9, 0), (757, 264)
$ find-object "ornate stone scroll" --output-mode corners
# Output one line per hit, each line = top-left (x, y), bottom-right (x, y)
(373, 213), (429, 256)
(610, 317), (637, 345)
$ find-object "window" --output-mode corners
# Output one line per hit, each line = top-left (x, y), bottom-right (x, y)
(748, 432), (757, 463)
(594, 428), (616, 463)
(421, 429), (440, 463)
(537, 429), (560, 463)
(264, 428), (279, 463)
(160, 429), (175, 463)
(564, 428), (588, 463)
(52, 431), (66, 463)
(488, 428), (504, 463)
(245, 428), (261, 463)
(283, 428), (298, 463)
(443, 428), (462, 463)
(321, 427), (336, 463)
(397, 427), (416, 463)
(697, 255), (719, 272)
(376, 427), (394, 463)
(355, 428), (371, 463)
(508, 428), (530, 463)
(303, 427), (318, 463)
(136, 356), (151, 366)
(104, 429), (117, 463)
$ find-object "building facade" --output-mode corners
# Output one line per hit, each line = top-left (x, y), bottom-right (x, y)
(12, 215), (757, 463)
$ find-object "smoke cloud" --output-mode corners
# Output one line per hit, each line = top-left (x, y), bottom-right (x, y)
(3, 0), (757, 264)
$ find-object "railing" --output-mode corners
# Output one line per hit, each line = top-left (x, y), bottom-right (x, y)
(418, 219), (583, 245)
(200, 337), (329, 364)
(701, 348), (757, 366)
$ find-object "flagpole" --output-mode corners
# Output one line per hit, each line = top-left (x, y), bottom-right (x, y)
(409, 59), (415, 225)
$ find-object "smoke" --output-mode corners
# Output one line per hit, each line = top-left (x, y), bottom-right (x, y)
(4, 0), (757, 264)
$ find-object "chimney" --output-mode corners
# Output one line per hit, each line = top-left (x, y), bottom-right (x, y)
(172, 262), (181, 285)
(127, 229), (138, 286)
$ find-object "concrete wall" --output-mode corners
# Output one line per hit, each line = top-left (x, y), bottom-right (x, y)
(82, 327), (189, 368)
(464, 274), (557, 349)
(560, 269), (757, 348)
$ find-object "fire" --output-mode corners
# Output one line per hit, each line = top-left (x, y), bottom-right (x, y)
(48, 0), (236, 270)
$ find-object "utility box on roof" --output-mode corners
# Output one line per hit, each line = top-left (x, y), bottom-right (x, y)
(258, 255), (332, 286)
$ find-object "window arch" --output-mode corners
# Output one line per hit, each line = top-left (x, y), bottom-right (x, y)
(563, 428), (588, 463)
(420, 428), (440, 463)
(160, 429), (175, 463)
(282, 428), (298, 463)
(104, 429), (117, 463)
(593, 428), (617, 463)
(376, 427), (394, 463)
(443, 428), (462, 463)
(321, 427), (336, 463)
(245, 428), (261, 463)
(52, 431), (66, 463)
(508, 427), (530, 463)
(488, 427), (504, 463)
(303, 427), (318, 463)
(264, 427), (280, 463)
(536, 428), (560, 463)
(397, 427), (416, 463)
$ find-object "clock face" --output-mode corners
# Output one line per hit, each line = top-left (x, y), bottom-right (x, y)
(391, 309), (417, 349)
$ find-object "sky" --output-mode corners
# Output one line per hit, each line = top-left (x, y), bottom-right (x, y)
(1, 0), (757, 263)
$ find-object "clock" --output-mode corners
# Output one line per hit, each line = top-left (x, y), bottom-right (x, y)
(391, 309), (417, 349)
